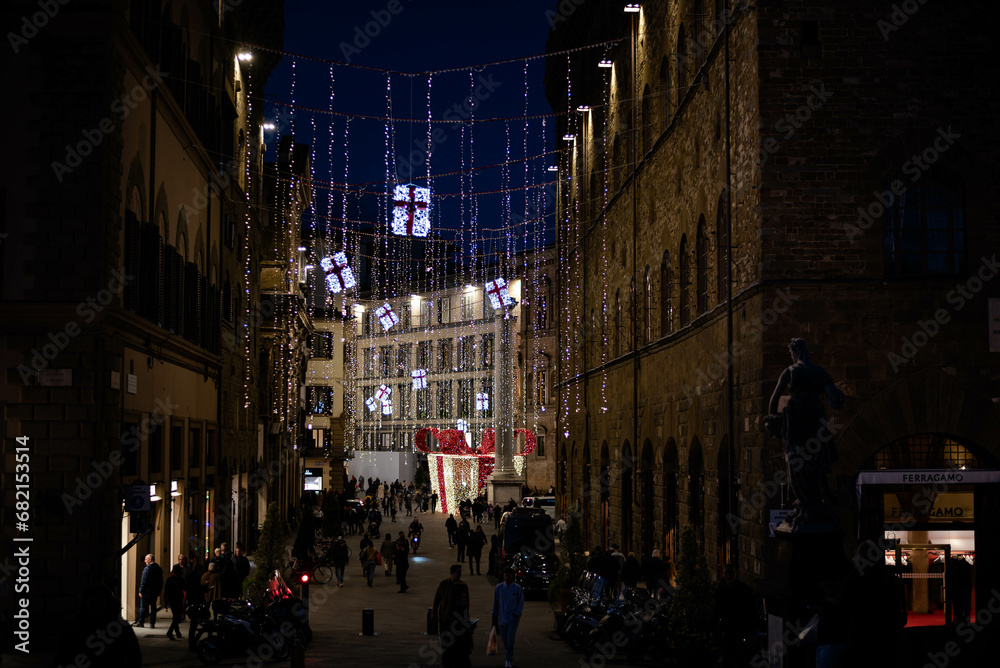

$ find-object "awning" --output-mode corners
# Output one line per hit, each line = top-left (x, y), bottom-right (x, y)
(855, 469), (1000, 507)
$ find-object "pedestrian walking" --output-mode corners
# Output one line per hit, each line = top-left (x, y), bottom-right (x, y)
(492, 567), (524, 668)
(200, 562), (221, 602)
(231, 545), (250, 596)
(433, 564), (473, 668)
(331, 535), (350, 588)
(456, 518), (470, 562)
(431, 492), (438, 513)
(164, 564), (186, 640)
(380, 532), (395, 576)
(136, 553), (163, 628)
(394, 531), (411, 593)
(360, 543), (379, 587)
(467, 525), (488, 575)
(445, 513), (458, 547)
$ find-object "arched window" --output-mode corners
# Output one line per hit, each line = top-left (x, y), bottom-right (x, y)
(644, 265), (653, 343)
(677, 24), (688, 92)
(883, 179), (965, 276)
(679, 235), (690, 326)
(659, 56), (671, 129)
(614, 289), (622, 357)
(717, 194), (729, 301)
(697, 216), (709, 313)
(660, 251), (673, 335)
(641, 84), (653, 156)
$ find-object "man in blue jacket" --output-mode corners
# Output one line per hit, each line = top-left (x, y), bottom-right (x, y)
(492, 567), (524, 668)
(137, 553), (163, 628)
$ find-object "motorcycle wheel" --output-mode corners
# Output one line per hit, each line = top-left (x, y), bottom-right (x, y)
(294, 623), (313, 646)
(313, 565), (333, 585)
(196, 637), (224, 665)
(567, 622), (591, 652)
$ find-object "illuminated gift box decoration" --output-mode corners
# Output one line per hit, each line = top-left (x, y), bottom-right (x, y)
(375, 384), (392, 402)
(475, 392), (489, 411)
(391, 183), (431, 237)
(381, 399), (393, 416)
(376, 303), (399, 331)
(365, 397), (379, 413)
(320, 252), (356, 294)
(485, 278), (514, 309)
(414, 427), (537, 514)
(411, 368), (428, 390)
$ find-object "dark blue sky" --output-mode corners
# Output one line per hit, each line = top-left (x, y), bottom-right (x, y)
(261, 0), (561, 270)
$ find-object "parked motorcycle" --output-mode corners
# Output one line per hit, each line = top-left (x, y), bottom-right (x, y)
(190, 598), (291, 665)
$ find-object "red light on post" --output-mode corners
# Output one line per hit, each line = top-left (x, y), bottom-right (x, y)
(300, 573), (310, 584)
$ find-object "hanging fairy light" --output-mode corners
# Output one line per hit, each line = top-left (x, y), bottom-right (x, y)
(390, 183), (431, 237)
(485, 278), (514, 309)
(320, 252), (356, 294)
(375, 302), (398, 330)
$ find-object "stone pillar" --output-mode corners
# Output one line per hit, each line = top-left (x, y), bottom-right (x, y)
(489, 306), (522, 505)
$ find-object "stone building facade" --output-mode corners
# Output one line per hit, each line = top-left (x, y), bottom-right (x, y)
(547, 0), (1000, 638)
(0, 0), (305, 637)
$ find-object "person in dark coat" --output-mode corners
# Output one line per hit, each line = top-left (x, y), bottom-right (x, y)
(487, 535), (501, 576)
(164, 564), (187, 640)
(620, 552), (642, 589)
(467, 525), (488, 575)
(641, 550), (666, 597)
(232, 545), (251, 596)
(455, 518), (471, 562)
(50, 584), (141, 668)
(394, 531), (411, 593)
(137, 553), (164, 628)
(445, 514), (458, 547)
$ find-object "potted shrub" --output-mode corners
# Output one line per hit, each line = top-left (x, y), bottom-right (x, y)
(547, 512), (586, 613)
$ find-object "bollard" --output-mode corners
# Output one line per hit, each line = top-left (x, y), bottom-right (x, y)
(291, 643), (305, 668)
(426, 607), (436, 635)
(362, 608), (375, 636)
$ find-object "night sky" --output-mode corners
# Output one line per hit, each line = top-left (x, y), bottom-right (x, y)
(260, 0), (563, 282)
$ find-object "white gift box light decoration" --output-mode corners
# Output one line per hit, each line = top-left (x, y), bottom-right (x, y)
(320, 252), (356, 293)
(375, 384), (392, 402)
(381, 399), (393, 416)
(475, 392), (489, 411)
(365, 397), (379, 413)
(390, 183), (431, 237)
(376, 303), (399, 331)
(485, 278), (514, 309)
(411, 368), (428, 390)
(457, 419), (469, 433)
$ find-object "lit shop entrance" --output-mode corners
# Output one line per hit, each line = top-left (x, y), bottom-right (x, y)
(856, 434), (1000, 629)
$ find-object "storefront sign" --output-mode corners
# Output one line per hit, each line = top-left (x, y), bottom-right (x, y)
(883, 491), (975, 522)
(856, 469), (1000, 506)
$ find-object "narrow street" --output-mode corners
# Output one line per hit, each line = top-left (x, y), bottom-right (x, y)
(120, 511), (598, 668)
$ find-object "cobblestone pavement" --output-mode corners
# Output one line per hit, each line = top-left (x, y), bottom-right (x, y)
(11, 509), (619, 668)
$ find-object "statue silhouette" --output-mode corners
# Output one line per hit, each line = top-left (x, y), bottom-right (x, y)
(767, 339), (845, 531)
